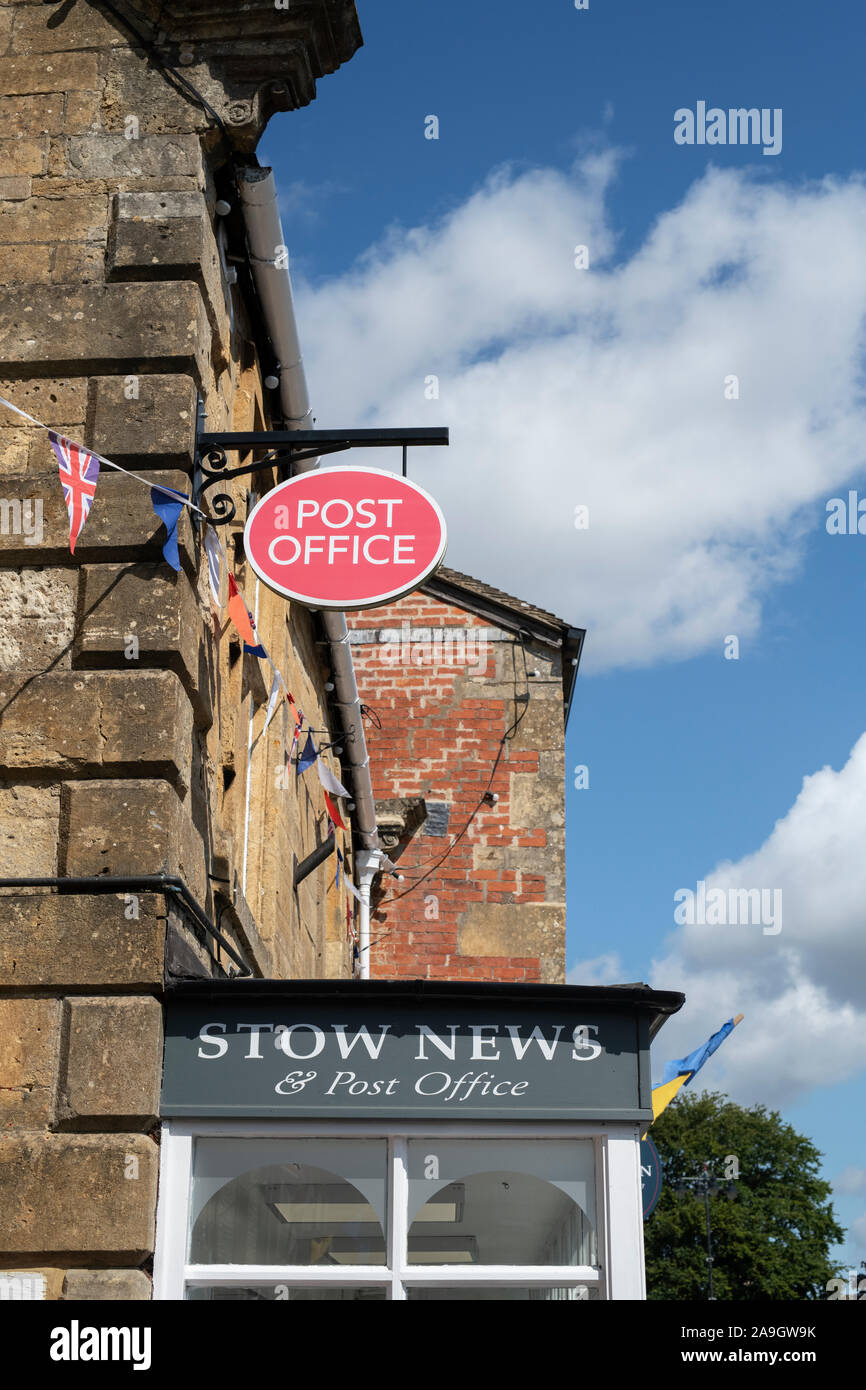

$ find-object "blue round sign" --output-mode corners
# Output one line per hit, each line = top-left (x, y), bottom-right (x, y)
(640, 1136), (663, 1219)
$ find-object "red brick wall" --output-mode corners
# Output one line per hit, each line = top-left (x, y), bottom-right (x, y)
(347, 589), (566, 983)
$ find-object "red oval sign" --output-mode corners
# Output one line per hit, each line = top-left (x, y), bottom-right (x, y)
(243, 466), (448, 610)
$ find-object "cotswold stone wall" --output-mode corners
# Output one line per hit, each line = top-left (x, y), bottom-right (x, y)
(0, 0), (361, 1298)
(348, 587), (568, 985)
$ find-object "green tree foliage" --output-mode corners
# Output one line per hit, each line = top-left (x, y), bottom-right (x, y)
(644, 1091), (844, 1300)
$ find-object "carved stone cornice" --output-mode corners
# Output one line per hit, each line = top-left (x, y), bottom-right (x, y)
(126, 0), (363, 151)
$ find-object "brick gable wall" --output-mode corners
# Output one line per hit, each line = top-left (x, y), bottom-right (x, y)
(348, 590), (567, 983)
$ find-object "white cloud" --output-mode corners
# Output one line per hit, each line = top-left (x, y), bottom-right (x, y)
(649, 734), (866, 1107)
(296, 149), (866, 1113)
(297, 154), (866, 671)
(835, 1168), (866, 1195)
(566, 951), (624, 986)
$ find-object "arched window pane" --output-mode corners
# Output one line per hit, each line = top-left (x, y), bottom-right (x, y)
(407, 1139), (596, 1265)
(190, 1139), (387, 1266)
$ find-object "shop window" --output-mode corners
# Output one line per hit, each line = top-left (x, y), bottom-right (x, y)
(161, 1128), (603, 1301)
(406, 1137), (596, 1266)
(190, 1139), (387, 1267)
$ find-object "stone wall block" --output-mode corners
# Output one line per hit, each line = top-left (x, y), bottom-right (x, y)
(104, 51), (207, 136)
(65, 133), (203, 181)
(458, 903), (566, 984)
(51, 242), (106, 284)
(0, 892), (165, 990)
(107, 195), (230, 368)
(509, 770), (565, 831)
(0, 93), (65, 137)
(0, 1134), (158, 1257)
(60, 996), (162, 1128)
(0, 999), (62, 1129)
(0, 786), (60, 877)
(0, 175), (31, 200)
(0, 376), (88, 427)
(0, 568), (78, 673)
(63, 90), (102, 136)
(89, 373), (197, 463)
(3, 245), (53, 285)
(0, 284), (209, 383)
(0, 670), (193, 789)
(63, 779), (207, 903)
(510, 688), (566, 751)
(0, 425), (32, 471)
(0, 53), (100, 96)
(75, 563), (211, 728)
(0, 470), (195, 571)
(62, 1269), (152, 1300)
(0, 137), (47, 174)
(10, 6), (129, 54)
(0, 195), (108, 245)
(0, 1268), (65, 1301)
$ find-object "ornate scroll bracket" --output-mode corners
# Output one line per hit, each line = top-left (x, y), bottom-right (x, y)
(193, 426), (450, 527)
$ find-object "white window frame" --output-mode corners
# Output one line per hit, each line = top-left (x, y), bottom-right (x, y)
(153, 1118), (646, 1301)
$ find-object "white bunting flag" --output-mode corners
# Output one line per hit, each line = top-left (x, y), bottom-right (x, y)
(345, 878), (363, 904)
(263, 673), (282, 731)
(316, 758), (350, 800)
(204, 526), (224, 610)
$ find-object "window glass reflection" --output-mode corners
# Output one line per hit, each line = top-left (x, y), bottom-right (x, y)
(190, 1139), (386, 1266)
(407, 1139), (596, 1266)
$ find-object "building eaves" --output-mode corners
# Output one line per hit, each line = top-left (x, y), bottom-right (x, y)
(421, 565), (586, 724)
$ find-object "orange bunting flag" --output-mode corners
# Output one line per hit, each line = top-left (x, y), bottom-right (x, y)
(227, 574), (257, 647)
(323, 789), (347, 829)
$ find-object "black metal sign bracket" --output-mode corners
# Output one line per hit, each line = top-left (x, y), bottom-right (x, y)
(193, 424), (449, 528)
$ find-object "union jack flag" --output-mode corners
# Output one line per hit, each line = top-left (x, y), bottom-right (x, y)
(49, 431), (100, 554)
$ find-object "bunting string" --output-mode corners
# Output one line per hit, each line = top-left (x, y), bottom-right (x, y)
(209, 517), (356, 876)
(0, 394), (206, 513)
(1, 392), (356, 880)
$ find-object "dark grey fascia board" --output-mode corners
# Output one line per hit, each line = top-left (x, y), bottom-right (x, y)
(163, 976), (685, 1041)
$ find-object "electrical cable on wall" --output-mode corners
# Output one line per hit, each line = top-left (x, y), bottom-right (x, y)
(90, 0), (231, 145)
(368, 635), (532, 939)
(379, 633), (531, 880)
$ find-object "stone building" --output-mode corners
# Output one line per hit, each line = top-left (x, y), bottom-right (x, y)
(0, 1), (589, 1302)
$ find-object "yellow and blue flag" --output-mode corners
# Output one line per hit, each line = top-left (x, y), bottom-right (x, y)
(650, 1015), (743, 1125)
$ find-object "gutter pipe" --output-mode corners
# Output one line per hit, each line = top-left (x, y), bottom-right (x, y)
(237, 167), (381, 978)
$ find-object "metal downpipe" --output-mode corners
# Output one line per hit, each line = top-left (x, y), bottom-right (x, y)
(237, 165), (380, 859)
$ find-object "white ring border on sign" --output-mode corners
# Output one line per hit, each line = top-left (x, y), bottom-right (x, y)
(242, 464), (449, 611)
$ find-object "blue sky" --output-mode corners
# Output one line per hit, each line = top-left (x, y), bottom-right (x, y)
(261, 1), (866, 1273)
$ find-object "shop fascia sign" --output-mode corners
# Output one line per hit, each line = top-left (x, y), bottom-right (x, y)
(199, 1016), (602, 1099)
(162, 1001), (652, 1121)
(243, 466), (447, 610)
